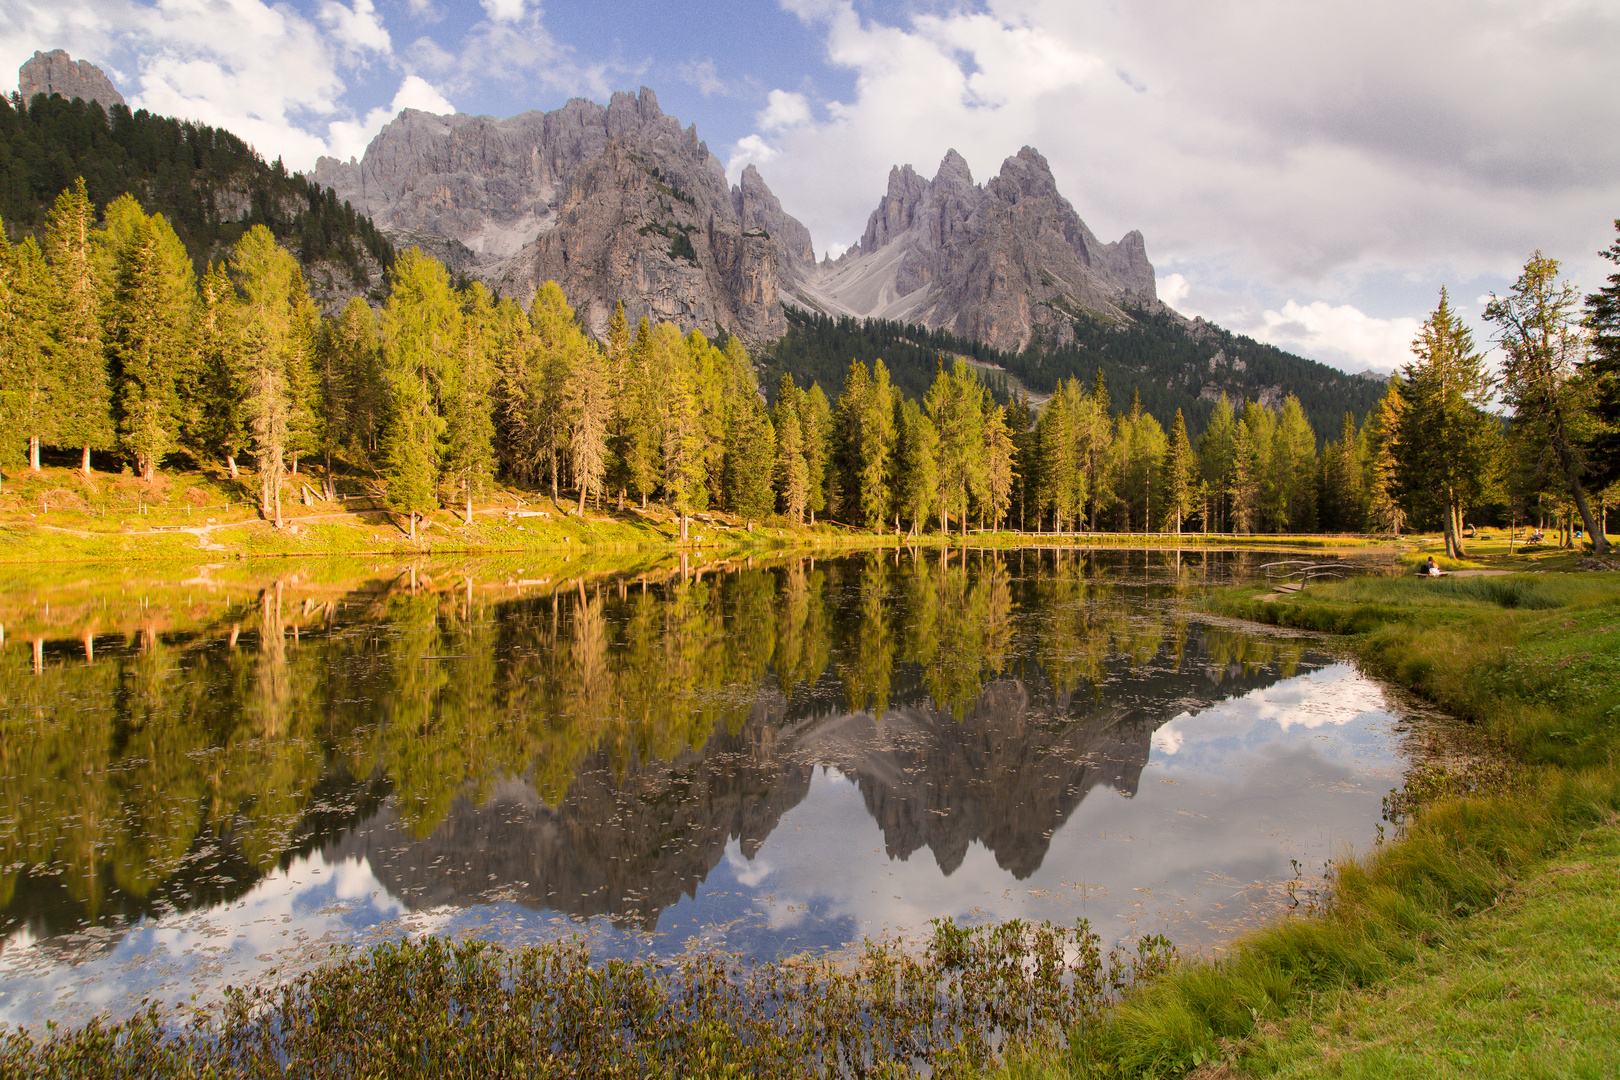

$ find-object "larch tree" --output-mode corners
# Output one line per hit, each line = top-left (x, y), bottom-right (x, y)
(566, 331), (611, 513)
(832, 359), (870, 523)
(1197, 393), (1237, 532)
(729, 397), (776, 521)
(1364, 376), (1406, 534)
(775, 394), (810, 524)
(1269, 396), (1318, 532)
(982, 403), (1015, 531)
(620, 318), (662, 510)
(107, 212), (195, 481)
(857, 358), (896, 531)
(602, 302), (633, 509)
(927, 358), (987, 540)
(1400, 288), (1500, 558)
(527, 281), (581, 500)
(1486, 255), (1608, 554)
(1038, 381), (1078, 532)
(231, 226), (308, 527)
(894, 396), (939, 536)
(0, 227), (33, 488)
(1320, 412), (1367, 532)
(653, 321), (705, 538)
(380, 248), (458, 539)
(442, 283), (497, 524)
(800, 382), (832, 524)
(45, 178), (110, 473)
(1161, 408), (1198, 534)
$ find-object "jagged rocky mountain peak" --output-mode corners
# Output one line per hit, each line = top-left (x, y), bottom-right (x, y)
(18, 49), (125, 109)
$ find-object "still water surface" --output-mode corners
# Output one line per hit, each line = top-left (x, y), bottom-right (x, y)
(0, 548), (1421, 1028)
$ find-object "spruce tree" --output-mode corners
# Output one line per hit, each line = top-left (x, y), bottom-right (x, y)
(800, 382), (832, 523)
(0, 226), (30, 488)
(730, 398), (776, 521)
(5, 237), (52, 474)
(858, 358), (896, 531)
(1584, 220), (1620, 490)
(45, 178), (110, 473)
(1038, 382), (1078, 531)
(1198, 393), (1237, 532)
(982, 403), (1015, 530)
(1400, 288), (1499, 557)
(894, 396), (939, 535)
(1365, 377), (1406, 533)
(775, 401), (810, 524)
(565, 332), (611, 513)
(927, 359), (987, 539)
(603, 301), (633, 508)
(107, 212), (195, 480)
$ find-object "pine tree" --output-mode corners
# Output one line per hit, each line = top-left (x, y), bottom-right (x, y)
(1584, 220), (1620, 491)
(380, 248), (458, 539)
(832, 359), (870, 523)
(45, 178), (110, 473)
(107, 212), (195, 480)
(443, 283), (497, 523)
(1486, 258), (1609, 554)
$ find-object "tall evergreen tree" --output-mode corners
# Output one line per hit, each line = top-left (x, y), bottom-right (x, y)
(1584, 220), (1620, 492)
(1485, 255), (1609, 554)
(45, 178), (110, 473)
(729, 397), (776, 521)
(1197, 393), (1237, 532)
(894, 396), (939, 535)
(1365, 376), (1406, 534)
(927, 359), (987, 539)
(107, 212), (194, 480)
(775, 393), (810, 524)
(0, 226), (31, 488)
(443, 283), (497, 523)
(1161, 408), (1198, 534)
(565, 330), (611, 513)
(1400, 288), (1500, 557)
(5, 237), (52, 474)
(231, 226), (309, 527)
(982, 403), (1015, 530)
(857, 358), (896, 531)
(380, 248), (458, 539)
(189, 262), (249, 476)
(801, 382), (832, 523)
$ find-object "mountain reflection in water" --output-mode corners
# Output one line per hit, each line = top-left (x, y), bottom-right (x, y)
(0, 548), (1411, 1027)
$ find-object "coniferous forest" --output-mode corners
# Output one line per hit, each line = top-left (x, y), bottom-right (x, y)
(1, 151), (1617, 548)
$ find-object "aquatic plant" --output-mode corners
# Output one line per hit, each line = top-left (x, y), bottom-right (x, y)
(0, 919), (1176, 1079)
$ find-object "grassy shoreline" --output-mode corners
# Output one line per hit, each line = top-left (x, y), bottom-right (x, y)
(988, 571), (1620, 1078)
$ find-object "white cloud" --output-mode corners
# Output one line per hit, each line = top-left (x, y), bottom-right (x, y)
(317, 0), (390, 56)
(479, 0), (527, 24)
(758, 88), (811, 130)
(677, 57), (727, 97)
(738, 0), (1620, 328)
(1160, 272), (1190, 309)
(323, 74), (454, 164)
(1251, 300), (1421, 375)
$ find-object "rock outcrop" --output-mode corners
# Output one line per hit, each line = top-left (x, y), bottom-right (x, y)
(796, 147), (1161, 353)
(18, 49), (124, 108)
(312, 88), (816, 342)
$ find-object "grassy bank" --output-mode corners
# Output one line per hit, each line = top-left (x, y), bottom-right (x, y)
(987, 570), (1620, 1078)
(0, 462), (1402, 565)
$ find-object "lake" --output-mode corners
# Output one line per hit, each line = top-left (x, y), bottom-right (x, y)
(0, 546), (1428, 1030)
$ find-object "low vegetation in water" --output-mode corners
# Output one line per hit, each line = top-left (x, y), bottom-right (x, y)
(0, 920), (1175, 1079)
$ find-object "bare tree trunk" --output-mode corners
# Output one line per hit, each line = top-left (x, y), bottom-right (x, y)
(227, 455), (238, 479)
(81, 446), (92, 474)
(29, 437), (40, 471)
(410, 511), (417, 541)
(466, 482), (474, 526)
(578, 481), (587, 515)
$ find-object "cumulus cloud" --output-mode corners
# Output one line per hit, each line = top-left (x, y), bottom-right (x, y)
(479, 0), (527, 23)
(757, 88), (811, 130)
(732, 0), (1620, 370)
(1250, 301), (1422, 375)
(323, 74), (454, 163)
(317, 0), (390, 57)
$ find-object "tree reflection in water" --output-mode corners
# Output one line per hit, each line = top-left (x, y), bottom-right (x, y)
(1, 548), (1327, 945)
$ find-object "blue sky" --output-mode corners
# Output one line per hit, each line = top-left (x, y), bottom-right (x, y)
(5, 0), (1619, 375)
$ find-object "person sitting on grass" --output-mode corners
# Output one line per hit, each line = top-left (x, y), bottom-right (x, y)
(1426, 556), (1442, 577)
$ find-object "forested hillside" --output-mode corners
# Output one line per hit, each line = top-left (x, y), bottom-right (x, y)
(760, 307), (1385, 444)
(0, 92), (393, 291)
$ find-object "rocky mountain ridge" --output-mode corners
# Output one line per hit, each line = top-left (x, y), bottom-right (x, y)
(312, 88), (1159, 351)
(18, 49), (124, 109)
(313, 88), (816, 341)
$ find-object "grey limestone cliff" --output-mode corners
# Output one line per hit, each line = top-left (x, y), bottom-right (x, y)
(798, 147), (1160, 353)
(312, 88), (815, 342)
(18, 49), (125, 108)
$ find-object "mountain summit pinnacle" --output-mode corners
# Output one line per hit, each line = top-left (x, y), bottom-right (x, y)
(19, 49), (125, 109)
